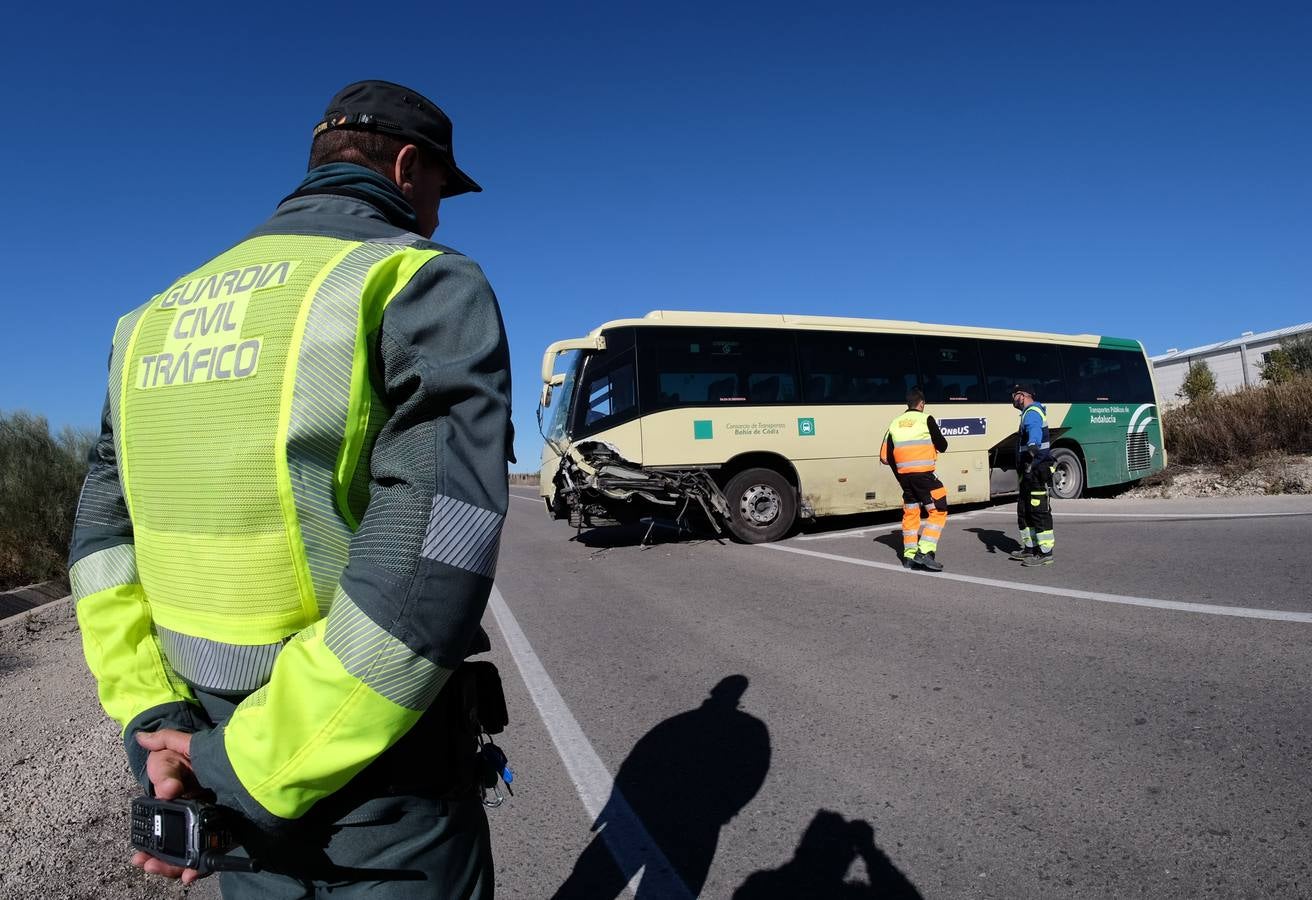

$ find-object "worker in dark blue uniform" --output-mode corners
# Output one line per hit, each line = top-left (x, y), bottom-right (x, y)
(1009, 383), (1056, 566)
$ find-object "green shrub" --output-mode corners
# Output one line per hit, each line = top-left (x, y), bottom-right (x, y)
(1163, 376), (1312, 465)
(1177, 360), (1217, 402)
(0, 411), (94, 591)
(1259, 334), (1312, 384)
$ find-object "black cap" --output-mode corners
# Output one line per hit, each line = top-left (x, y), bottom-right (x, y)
(315, 80), (481, 198)
(1011, 382), (1037, 397)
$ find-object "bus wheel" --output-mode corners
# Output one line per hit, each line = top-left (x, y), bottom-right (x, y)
(549, 494), (570, 520)
(1049, 448), (1084, 500)
(724, 468), (796, 543)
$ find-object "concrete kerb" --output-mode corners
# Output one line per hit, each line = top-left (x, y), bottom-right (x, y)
(0, 592), (73, 631)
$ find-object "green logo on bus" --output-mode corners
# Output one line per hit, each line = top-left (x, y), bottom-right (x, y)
(798, 417), (816, 437)
(694, 420), (714, 440)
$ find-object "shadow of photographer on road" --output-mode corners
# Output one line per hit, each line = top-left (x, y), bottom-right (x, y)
(551, 675), (770, 899)
(734, 809), (923, 900)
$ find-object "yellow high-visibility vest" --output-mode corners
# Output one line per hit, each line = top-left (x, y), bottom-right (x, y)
(883, 409), (937, 474)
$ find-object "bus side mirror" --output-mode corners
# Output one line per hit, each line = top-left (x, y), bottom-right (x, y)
(540, 374), (565, 409)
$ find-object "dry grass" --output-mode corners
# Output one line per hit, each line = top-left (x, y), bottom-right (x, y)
(0, 411), (94, 591)
(1163, 377), (1312, 466)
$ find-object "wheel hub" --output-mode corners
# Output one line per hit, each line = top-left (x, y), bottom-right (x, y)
(1054, 463), (1071, 492)
(740, 484), (781, 526)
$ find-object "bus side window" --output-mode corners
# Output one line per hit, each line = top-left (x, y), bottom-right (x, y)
(643, 327), (797, 409)
(916, 337), (984, 403)
(1060, 347), (1151, 402)
(979, 339), (1068, 403)
(798, 332), (916, 403)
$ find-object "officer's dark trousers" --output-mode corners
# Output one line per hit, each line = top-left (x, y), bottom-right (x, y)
(193, 686), (494, 899)
(1017, 467), (1055, 555)
(218, 793), (492, 899)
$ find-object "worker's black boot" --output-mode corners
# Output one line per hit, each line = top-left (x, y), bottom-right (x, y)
(913, 551), (943, 572)
(1009, 547), (1035, 561)
(1021, 551), (1054, 567)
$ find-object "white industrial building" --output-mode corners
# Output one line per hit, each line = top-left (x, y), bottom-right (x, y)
(1151, 321), (1312, 403)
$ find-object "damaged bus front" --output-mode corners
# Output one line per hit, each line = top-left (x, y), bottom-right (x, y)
(538, 326), (729, 534)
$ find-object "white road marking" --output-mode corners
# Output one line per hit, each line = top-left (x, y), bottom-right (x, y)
(762, 543), (1312, 624)
(798, 508), (985, 541)
(799, 508), (1312, 537)
(508, 493), (544, 505)
(971, 509), (1312, 520)
(488, 586), (694, 899)
(798, 526), (885, 542)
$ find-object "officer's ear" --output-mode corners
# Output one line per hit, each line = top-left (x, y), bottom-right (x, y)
(393, 144), (422, 201)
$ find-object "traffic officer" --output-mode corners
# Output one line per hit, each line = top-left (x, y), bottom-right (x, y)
(1009, 383), (1056, 566)
(880, 388), (950, 571)
(68, 80), (511, 897)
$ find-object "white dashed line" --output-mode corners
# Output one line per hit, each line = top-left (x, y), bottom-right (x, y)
(762, 543), (1312, 624)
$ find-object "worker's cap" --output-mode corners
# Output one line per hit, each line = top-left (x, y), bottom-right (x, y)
(315, 80), (482, 198)
(1011, 382), (1037, 397)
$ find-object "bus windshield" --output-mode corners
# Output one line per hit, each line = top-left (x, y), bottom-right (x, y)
(546, 353), (579, 443)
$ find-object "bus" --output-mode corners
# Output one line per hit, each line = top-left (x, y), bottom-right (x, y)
(537, 311), (1165, 543)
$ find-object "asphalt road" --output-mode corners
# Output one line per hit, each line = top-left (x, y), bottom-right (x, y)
(484, 489), (1312, 899)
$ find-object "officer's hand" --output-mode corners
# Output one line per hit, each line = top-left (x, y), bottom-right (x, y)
(130, 730), (207, 883)
(136, 729), (198, 800)
(130, 850), (204, 884)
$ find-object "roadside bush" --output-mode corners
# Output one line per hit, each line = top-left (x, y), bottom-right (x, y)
(1163, 376), (1312, 465)
(1177, 360), (1217, 402)
(0, 411), (94, 591)
(1259, 334), (1312, 384)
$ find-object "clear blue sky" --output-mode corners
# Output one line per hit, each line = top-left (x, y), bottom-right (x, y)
(1, 1), (1307, 467)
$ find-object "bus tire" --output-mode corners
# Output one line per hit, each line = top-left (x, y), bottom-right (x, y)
(549, 494), (570, 520)
(1049, 447), (1084, 500)
(724, 468), (796, 543)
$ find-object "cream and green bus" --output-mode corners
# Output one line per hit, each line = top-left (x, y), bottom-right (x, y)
(537, 311), (1165, 543)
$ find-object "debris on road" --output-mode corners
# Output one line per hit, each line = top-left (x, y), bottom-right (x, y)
(553, 440), (729, 533)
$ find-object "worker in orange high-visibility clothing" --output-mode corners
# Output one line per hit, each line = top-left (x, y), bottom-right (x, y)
(880, 388), (951, 571)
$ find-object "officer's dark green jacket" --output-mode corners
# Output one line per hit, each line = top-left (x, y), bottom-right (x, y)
(68, 172), (512, 829)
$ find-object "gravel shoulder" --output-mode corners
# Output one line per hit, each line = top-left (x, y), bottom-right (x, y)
(0, 601), (216, 900)
(1123, 453), (1312, 499)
